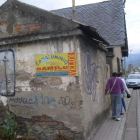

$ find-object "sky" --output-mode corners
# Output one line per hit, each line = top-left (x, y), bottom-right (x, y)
(0, 0), (140, 55)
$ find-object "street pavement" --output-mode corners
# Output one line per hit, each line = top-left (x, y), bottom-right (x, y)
(92, 88), (140, 140)
(124, 89), (137, 140)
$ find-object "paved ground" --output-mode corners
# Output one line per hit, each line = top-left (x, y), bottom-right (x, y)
(137, 89), (140, 140)
(124, 89), (137, 140)
(92, 88), (134, 140)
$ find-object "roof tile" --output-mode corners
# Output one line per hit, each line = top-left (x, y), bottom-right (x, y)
(51, 1), (126, 46)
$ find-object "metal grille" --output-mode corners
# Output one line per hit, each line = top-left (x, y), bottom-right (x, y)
(129, 82), (136, 84)
(0, 49), (15, 96)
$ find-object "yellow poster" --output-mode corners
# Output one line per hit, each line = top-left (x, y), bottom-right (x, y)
(35, 52), (78, 77)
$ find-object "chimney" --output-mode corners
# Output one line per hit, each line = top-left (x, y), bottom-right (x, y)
(72, 0), (76, 20)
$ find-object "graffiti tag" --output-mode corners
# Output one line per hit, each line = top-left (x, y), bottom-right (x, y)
(9, 93), (57, 107)
(58, 96), (76, 110)
(40, 93), (57, 107)
(9, 97), (34, 105)
(17, 57), (35, 69)
(84, 51), (98, 101)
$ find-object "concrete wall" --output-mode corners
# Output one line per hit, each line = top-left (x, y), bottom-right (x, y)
(0, 1), (78, 39)
(0, 1), (111, 139)
(0, 3), (110, 139)
(78, 37), (110, 140)
(0, 35), (110, 139)
(106, 56), (113, 77)
(0, 36), (85, 139)
(112, 47), (123, 72)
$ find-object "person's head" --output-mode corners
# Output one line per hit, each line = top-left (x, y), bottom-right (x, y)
(118, 72), (123, 77)
(112, 72), (118, 77)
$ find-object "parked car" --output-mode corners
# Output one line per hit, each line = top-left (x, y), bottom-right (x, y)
(128, 73), (140, 77)
(130, 71), (134, 74)
(128, 74), (135, 77)
(135, 72), (140, 75)
(126, 75), (140, 88)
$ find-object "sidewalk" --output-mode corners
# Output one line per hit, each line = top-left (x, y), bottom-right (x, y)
(92, 89), (133, 140)
(137, 89), (140, 140)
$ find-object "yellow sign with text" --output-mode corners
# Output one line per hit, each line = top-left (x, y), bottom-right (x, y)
(35, 52), (78, 77)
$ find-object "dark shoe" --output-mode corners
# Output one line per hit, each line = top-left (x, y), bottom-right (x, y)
(112, 116), (116, 119)
(120, 113), (124, 115)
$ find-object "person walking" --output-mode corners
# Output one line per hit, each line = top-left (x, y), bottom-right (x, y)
(105, 72), (125, 121)
(118, 72), (131, 115)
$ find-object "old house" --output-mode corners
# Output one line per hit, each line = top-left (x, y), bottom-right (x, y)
(51, 0), (129, 76)
(0, 0), (111, 140)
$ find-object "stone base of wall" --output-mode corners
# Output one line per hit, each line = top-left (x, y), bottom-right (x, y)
(16, 114), (84, 140)
(0, 102), (109, 140)
(0, 102), (84, 140)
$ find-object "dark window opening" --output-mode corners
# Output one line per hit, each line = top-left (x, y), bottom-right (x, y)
(117, 57), (120, 72)
(108, 48), (113, 53)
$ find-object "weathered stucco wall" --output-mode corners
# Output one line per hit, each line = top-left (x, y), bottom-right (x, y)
(0, 2), (110, 139)
(0, 36), (85, 139)
(112, 47), (123, 72)
(0, 34), (110, 139)
(106, 56), (113, 77)
(78, 37), (110, 140)
(0, 0), (79, 41)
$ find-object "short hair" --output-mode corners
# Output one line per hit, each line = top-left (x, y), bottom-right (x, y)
(118, 72), (123, 77)
(112, 72), (118, 77)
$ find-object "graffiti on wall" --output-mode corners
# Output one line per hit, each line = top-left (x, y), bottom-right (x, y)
(84, 51), (97, 101)
(17, 57), (35, 69)
(0, 49), (15, 96)
(58, 96), (82, 110)
(9, 93), (82, 111)
(9, 93), (57, 107)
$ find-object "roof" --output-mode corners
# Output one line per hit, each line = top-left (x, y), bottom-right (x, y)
(51, 0), (128, 56)
(0, 0), (109, 46)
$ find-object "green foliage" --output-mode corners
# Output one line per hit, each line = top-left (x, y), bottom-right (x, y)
(0, 111), (20, 140)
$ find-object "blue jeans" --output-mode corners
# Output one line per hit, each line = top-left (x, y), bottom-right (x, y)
(111, 94), (121, 118)
(121, 91), (125, 113)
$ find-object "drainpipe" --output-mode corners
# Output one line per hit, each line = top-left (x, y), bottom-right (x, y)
(72, 0), (76, 20)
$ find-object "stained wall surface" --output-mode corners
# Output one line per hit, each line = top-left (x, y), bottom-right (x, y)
(0, 35), (109, 139)
(0, 36), (85, 139)
(78, 37), (110, 140)
(112, 47), (123, 72)
(0, 1), (110, 139)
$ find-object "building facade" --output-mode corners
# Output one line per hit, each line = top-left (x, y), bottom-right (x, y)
(0, 0), (110, 139)
(128, 64), (134, 72)
(52, 0), (129, 77)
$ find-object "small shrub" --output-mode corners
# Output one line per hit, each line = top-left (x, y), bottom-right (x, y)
(0, 111), (20, 140)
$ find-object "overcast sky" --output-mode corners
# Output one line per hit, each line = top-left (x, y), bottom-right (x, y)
(0, 0), (140, 54)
